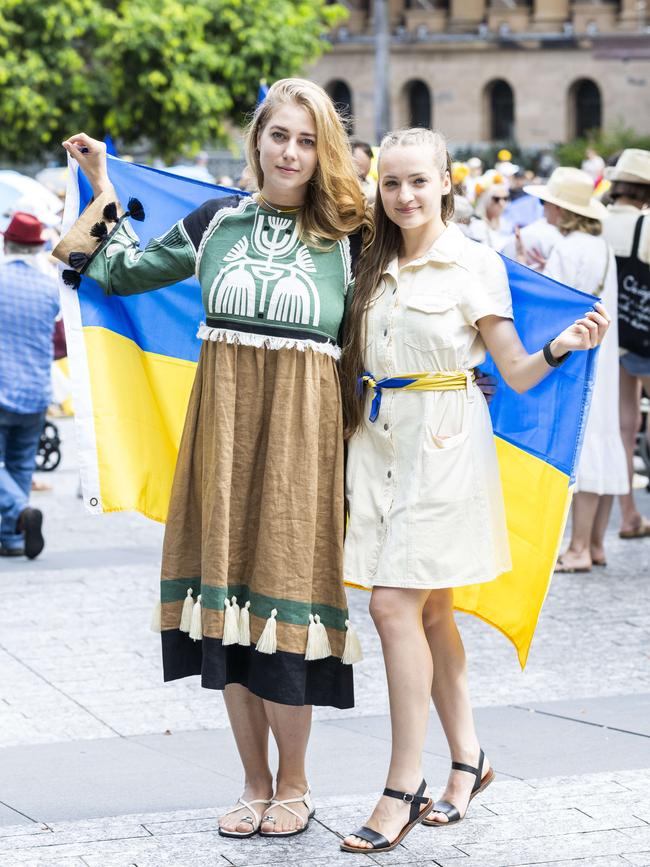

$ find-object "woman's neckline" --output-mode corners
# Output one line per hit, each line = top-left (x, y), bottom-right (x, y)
(255, 193), (302, 214)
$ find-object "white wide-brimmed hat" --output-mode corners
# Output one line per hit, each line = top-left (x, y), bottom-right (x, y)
(524, 167), (609, 220)
(604, 149), (650, 184)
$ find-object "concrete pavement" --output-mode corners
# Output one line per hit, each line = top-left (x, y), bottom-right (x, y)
(0, 417), (649, 866)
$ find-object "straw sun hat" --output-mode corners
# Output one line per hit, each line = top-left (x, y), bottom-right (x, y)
(604, 148), (650, 184)
(524, 167), (609, 221)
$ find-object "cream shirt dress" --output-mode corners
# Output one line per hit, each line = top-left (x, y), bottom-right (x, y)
(344, 223), (513, 590)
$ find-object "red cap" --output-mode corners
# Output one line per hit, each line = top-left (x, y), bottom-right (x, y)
(2, 212), (46, 245)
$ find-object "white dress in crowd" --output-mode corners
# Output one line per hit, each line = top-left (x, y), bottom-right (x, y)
(543, 231), (628, 496)
(344, 223), (512, 590)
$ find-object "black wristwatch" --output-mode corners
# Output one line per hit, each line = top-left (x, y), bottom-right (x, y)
(543, 339), (571, 368)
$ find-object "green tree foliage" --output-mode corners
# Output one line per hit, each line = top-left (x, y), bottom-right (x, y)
(554, 125), (650, 168)
(0, 0), (345, 161)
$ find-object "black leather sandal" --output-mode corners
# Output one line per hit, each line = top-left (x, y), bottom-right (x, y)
(423, 749), (494, 827)
(340, 779), (433, 853)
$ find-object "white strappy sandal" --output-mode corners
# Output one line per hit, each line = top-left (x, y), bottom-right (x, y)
(218, 797), (272, 838)
(259, 788), (316, 837)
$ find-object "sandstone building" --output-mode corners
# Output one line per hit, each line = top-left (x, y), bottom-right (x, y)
(308, 0), (650, 147)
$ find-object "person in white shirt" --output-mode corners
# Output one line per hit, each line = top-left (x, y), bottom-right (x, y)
(602, 149), (650, 538)
(501, 216), (561, 268)
(523, 168), (629, 571)
(581, 147), (605, 182)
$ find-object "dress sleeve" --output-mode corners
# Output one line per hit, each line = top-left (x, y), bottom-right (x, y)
(53, 188), (241, 296)
(461, 249), (513, 326)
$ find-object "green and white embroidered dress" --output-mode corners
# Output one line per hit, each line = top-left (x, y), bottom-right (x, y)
(56, 192), (359, 708)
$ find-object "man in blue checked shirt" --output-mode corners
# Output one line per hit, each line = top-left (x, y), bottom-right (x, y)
(0, 213), (60, 559)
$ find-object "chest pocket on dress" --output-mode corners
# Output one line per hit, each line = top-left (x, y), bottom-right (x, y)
(404, 294), (458, 351)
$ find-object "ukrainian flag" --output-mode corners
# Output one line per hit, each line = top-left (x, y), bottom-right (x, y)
(60, 157), (597, 667)
(60, 156), (245, 522)
(454, 259), (597, 667)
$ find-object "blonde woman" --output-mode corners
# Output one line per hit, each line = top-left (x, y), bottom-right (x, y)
(55, 79), (366, 839)
(522, 168), (629, 572)
(467, 179), (512, 250)
(339, 130), (610, 853)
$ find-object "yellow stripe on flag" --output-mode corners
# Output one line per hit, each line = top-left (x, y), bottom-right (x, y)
(454, 437), (573, 668)
(84, 327), (197, 521)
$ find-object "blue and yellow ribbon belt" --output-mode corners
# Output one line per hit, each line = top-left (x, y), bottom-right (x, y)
(359, 370), (475, 422)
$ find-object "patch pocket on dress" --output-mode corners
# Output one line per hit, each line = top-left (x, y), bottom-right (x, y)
(404, 295), (457, 351)
(421, 429), (473, 504)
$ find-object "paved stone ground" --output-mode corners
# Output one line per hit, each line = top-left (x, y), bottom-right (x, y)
(1, 418), (649, 866)
(1, 771), (650, 866)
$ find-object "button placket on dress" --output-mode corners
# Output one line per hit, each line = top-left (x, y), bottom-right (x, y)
(378, 272), (401, 546)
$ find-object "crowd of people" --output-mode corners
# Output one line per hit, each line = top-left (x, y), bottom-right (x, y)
(449, 146), (650, 569)
(0, 78), (648, 855)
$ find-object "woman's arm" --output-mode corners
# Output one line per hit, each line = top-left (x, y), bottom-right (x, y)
(62, 132), (112, 197)
(477, 302), (611, 394)
(55, 133), (198, 296)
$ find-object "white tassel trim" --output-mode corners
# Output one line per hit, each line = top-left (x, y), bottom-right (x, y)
(305, 613), (332, 661)
(179, 588), (194, 633)
(255, 608), (278, 654)
(222, 595), (240, 645)
(150, 601), (162, 633)
(189, 594), (203, 641)
(239, 600), (251, 646)
(342, 619), (363, 665)
(197, 324), (341, 360)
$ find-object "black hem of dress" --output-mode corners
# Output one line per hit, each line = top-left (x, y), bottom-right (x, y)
(161, 630), (354, 709)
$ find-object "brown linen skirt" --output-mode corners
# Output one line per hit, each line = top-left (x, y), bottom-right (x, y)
(159, 337), (354, 708)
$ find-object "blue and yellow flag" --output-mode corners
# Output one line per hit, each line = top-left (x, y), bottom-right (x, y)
(60, 157), (245, 521)
(454, 260), (597, 666)
(60, 157), (596, 667)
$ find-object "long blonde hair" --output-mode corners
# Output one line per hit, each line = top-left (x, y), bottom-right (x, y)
(245, 78), (367, 244)
(340, 128), (454, 437)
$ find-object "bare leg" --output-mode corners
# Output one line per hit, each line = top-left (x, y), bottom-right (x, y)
(344, 587), (432, 850)
(590, 495), (614, 564)
(619, 365), (642, 532)
(260, 701), (313, 834)
(218, 684), (273, 833)
(557, 492), (600, 571)
(423, 589), (489, 823)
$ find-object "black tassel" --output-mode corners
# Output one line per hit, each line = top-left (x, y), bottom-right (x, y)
(90, 221), (108, 240)
(69, 251), (89, 270)
(126, 197), (145, 221)
(62, 269), (81, 290)
(102, 202), (118, 223)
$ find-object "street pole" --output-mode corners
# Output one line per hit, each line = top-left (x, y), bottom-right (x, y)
(374, 0), (391, 144)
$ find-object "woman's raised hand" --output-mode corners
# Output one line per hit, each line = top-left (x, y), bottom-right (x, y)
(61, 133), (111, 197)
(551, 302), (611, 355)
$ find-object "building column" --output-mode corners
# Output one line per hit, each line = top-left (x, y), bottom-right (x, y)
(619, 0), (648, 30)
(449, 0), (487, 30)
(532, 0), (570, 30)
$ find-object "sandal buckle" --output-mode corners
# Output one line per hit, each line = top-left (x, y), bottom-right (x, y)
(402, 793), (414, 804)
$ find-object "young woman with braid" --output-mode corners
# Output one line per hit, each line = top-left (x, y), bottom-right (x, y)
(339, 128), (611, 854)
